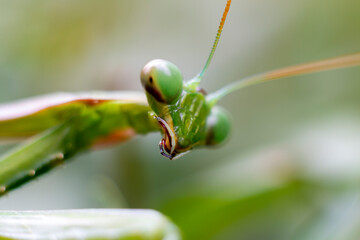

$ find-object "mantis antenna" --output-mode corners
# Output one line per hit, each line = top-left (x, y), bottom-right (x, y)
(186, 0), (232, 90)
(207, 52), (360, 106)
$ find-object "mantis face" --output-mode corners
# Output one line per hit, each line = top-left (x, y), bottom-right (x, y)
(141, 59), (231, 160)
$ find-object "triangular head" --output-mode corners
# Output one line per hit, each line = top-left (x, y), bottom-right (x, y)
(141, 59), (231, 160)
(139, 0), (233, 160)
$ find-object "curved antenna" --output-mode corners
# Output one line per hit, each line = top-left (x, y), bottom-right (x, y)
(186, 0), (231, 90)
(207, 52), (360, 106)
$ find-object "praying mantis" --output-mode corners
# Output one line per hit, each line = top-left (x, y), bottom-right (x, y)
(0, 0), (359, 199)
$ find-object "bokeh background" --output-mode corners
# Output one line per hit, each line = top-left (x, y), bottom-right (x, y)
(1, 0), (360, 239)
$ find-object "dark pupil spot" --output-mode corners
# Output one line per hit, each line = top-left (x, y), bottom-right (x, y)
(149, 76), (153, 84)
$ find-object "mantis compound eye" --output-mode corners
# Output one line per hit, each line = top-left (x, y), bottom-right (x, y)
(205, 106), (231, 146)
(141, 59), (183, 104)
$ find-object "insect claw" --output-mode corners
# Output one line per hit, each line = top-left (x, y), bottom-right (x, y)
(159, 139), (173, 160)
(156, 116), (177, 156)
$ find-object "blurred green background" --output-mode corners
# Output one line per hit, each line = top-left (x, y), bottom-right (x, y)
(1, 0), (360, 239)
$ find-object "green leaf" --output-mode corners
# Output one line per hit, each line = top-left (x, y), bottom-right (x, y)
(0, 209), (180, 240)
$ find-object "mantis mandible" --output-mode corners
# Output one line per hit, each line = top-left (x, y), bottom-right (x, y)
(0, 0), (359, 196)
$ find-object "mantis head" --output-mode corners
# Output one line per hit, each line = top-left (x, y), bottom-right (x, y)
(141, 59), (231, 160)
(140, 0), (232, 159)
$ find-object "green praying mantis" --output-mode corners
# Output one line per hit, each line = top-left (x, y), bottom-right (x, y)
(0, 0), (360, 197)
